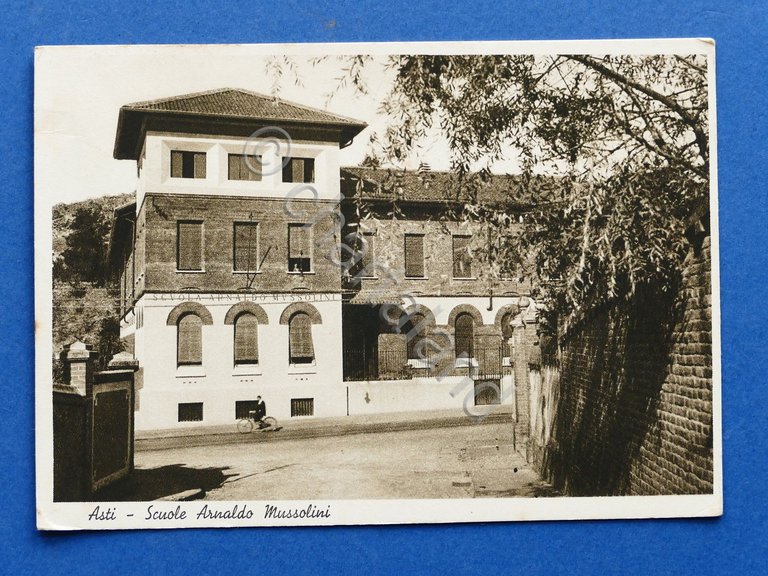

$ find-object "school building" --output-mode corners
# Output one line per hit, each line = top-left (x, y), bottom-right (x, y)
(109, 88), (542, 431)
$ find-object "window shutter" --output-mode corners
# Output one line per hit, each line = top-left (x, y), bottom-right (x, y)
(228, 154), (241, 180)
(229, 154), (262, 181)
(177, 314), (203, 365)
(289, 312), (314, 362)
(453, 235), (472, 278)
(177, 221), (203, 270)
(234, 313), (259, 364)
(454, 313), (474, 359)
(404, 234), (424, 277)
(303, 158), (315, 183)
(193, 152), (207, 178)
(292, 158), (304, 183)
(283, 158), (314, 183)
(170, 151), (183, 178)
(233, 222), (258, 272)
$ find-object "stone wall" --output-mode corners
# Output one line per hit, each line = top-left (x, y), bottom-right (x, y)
(530, 228), (714, 496)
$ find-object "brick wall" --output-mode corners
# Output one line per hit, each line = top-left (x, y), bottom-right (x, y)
(530, 232), (714, 496)
(140, 193), (341, 295)
(341, 211), (527, 298)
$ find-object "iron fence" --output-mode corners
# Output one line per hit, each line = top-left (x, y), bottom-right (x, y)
(343, 345), (512, 382)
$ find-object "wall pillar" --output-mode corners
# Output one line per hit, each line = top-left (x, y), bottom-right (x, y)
(61, 340), (97, 397)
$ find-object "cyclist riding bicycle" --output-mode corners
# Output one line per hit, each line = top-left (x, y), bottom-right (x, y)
(254, 395), (266, 422)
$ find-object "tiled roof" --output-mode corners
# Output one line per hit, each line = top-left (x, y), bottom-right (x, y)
(114, 88), (367, 159)
(340, 166), (565, 209)
(122, 88), (366, 127)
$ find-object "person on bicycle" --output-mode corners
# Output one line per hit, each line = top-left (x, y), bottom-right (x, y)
(254, 396), (267, 422)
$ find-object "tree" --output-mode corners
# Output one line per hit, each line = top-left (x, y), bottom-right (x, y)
(294, 53), (710, 319)
(56, 205), (112, 285)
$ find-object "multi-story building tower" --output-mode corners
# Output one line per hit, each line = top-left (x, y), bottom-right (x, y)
(110, 88), (367, 430)
(110, 88), (541, 431)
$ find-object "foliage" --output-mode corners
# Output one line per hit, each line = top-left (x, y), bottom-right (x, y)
(55, 205), (112, 286)
(297, 54), (710, 318)
(51, 196), (129, 375)
(382, 54), (708, 317)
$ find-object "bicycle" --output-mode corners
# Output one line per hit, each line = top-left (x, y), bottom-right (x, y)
(236, 410), (278, 434)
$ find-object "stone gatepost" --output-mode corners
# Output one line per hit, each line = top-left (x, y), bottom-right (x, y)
(106, 350), (140, 373)
(61, 340), (97, 397)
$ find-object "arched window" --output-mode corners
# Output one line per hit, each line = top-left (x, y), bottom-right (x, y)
(289, 312), (315, 364)
(454, 312), (475, 360)
(234, 312), (259, 365)
(177, 313), (203, 366)
(405, 312), (427, 360)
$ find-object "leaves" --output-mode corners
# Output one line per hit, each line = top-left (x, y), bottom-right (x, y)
(360, 53), (709, 319)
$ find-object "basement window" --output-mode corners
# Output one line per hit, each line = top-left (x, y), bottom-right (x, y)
(291, 398), (314, 417)
(178, 402), (203, 422)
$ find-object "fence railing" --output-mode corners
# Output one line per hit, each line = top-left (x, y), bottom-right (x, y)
(343, 346), (512, 382)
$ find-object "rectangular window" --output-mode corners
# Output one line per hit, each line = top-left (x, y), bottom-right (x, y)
(170, 150), (206, 179)
(404, 234), (425, 278)
(288, 223), (312, 272)
(228, 153), (262, 181)
(233, 222), (259, 272)
(453, 235), (473, 278)
(235, 400), (259, 420)
(178, 402), (203, 422)
(359, 232), (376, 277)
(177, 221), (203, 271)
(282, 157), (315, 183)
(290, 398), (314, 417)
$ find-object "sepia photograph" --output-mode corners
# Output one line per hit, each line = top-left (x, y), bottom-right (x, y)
(35, 40), (721, 529)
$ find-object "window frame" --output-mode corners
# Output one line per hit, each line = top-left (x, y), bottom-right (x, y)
(176, 312), (204, 367)
(233, 221), (260, 273)
(178, 402), (204, 422)
(288, 311), (315, 365)
(170, 150), (207, 179)
(454, 312), (475, 361)
(404, 233), (426, 279)
(281, 157), (315, 183)
(176, 220), (205, 272)
(287, 223), (313, 274)
(233, 312), (260, 366)
(452, 234), (474, 279)
(228, 153), (263, 182)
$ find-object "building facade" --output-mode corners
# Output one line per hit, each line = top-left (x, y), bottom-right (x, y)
(110, 88), (541, 431)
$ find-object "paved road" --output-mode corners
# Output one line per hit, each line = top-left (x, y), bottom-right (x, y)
(102, 418), (557, 501)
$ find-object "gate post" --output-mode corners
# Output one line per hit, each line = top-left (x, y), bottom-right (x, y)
(61, 340), (97, 396)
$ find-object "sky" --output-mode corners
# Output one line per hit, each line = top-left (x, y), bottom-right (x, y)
(34, 41), (712, 205)
(35, 45), (467, 205)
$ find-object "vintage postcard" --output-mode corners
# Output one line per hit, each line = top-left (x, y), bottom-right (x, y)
(35, 39), (722, 530)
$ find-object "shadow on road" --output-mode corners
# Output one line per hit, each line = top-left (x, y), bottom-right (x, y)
(93, 464), (236, 501)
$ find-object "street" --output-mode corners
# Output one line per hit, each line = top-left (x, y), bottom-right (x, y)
(100, 416), (557, 501)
